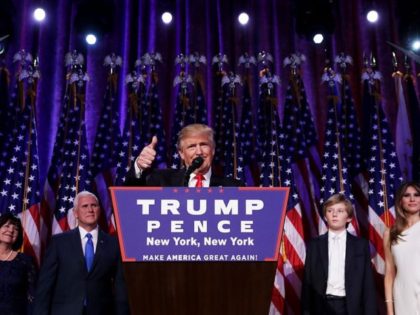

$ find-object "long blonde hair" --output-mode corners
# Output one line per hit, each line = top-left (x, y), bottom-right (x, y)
(390, 181), (420, 244)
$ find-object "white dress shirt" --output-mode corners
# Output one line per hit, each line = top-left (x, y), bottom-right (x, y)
(78, 226), (99, 254)
(134, 158), (143, 178)
(134, 159), (211, 187)
(134, 159), (212, 187)
(326, 230), (347, 296)
(189, 169), (212, 187)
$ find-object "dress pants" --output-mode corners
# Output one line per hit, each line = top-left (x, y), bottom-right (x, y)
(325, 295), (347, 315)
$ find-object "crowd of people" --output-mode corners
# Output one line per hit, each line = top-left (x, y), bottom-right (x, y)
(0, 124), (419, 315)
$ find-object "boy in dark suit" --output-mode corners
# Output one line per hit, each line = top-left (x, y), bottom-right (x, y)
(301, 194), (377, 315)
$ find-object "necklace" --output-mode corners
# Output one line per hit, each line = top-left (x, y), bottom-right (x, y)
(0, 250), (13, 261)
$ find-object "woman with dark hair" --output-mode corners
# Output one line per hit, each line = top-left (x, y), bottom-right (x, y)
(384, 181), (420, 315)
(0, 213), (37, 315)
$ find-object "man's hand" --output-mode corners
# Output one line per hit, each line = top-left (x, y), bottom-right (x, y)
(136, 136), (158, 170)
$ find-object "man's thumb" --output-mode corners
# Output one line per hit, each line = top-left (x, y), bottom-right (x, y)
(148, 136), (158, 149)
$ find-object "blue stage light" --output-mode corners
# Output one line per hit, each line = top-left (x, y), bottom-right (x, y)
(412, 39), (420, 51)
(366, 10), (379, 23)
(33, 8), (46, 22)
(313, 33), (324, 44)
(161, 12), (173, 24)
(85, 34), (97, 45)
(238, 12), (249, 25)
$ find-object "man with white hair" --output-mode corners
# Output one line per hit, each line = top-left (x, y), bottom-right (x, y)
(34, 191), (130, 315)
(126, 123), (243, 187)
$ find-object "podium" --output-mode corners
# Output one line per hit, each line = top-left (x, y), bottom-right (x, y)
(110, 187), (289, 315)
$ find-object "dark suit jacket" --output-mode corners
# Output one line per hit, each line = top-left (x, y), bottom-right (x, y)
(124, 167), (243, 187)
(301, 232), (377, 315)
(33, 228), (130, 315)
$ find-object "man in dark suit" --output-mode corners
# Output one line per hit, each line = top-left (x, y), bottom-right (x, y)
(33, 191), (130, 315)
(125, 123), (243, 187)
(301, 194), (377, 315)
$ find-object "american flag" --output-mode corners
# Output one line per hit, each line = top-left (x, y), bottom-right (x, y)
(282, 54), (317, 160)
(404, 72), (420, 181)
(190, 74), (208, 126)
(255, 65), (305, 315)
(0, 51), (42, 265)
(319, 67), (358, 235)
(147, 75), (166, 163)
(280, 54), (324, 315)
(143, 53), (166, 166)
(238, 54), (259, 184)
(189, 52), (208, 126)
(334, 54), (369, 238)
(256, 67), (282, 187)
(394, 70), (412, 180)
(212, 53), (228, 167)
(238, 68), (256, 165)
(270, 249), (286, 315)
(50, 55), (92, 234)
(170, 57), (193, 169)
(219, 71), (245, 181)
(282, 54), (321, 240)
(42, 51), (86, 238)
(334, 55), (364, 178)
(362, 67), (403, 274)
(89, 54), (123, 234)
(114, 65), (146, 185)
(170, 53), (209, 169)
(272, 198), (306, 315)
(0, 61), (12, 148)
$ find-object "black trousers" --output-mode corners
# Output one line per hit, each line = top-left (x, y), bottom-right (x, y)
(325, 295), (347, 315)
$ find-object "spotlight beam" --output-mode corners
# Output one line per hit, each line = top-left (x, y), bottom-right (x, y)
(0, 35), (10, 54)
(387, 41), (420, 64)
(0, 35), (10, 41)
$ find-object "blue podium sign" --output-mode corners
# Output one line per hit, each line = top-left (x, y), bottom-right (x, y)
(110, 187), (289, 262)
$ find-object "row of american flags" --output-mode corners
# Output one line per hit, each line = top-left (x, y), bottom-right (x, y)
(0, 49), (418, 314)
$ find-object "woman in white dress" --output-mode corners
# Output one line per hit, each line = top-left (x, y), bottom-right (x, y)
(384, 181), (420, 315)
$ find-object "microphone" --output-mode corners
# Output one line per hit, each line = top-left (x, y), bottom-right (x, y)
(183, 156), (204, 186)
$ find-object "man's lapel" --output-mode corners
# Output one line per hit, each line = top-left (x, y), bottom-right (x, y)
(173, 170), (186, 186)
(209, 174), (224, 187)
(71, 228), (87, 271)
(319, 233), (329, 278)
(90, 229), (106, 273)
(345, 232), (355, 284)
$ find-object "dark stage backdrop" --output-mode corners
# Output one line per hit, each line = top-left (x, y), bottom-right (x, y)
(1, 0), (419, 314)
(2, 0), (418, 183)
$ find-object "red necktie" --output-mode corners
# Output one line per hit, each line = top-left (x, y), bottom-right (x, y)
(195, 173), (204, 187)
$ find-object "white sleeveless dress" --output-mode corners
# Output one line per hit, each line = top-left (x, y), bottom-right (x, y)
(391, 221), (420, 315)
